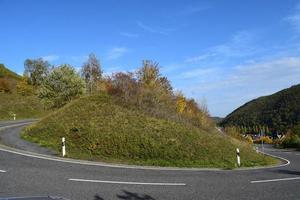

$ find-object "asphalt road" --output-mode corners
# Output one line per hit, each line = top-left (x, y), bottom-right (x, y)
(0, 121), (299, 200)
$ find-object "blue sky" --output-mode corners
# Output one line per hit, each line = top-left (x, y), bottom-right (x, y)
(1, 0), (300, 117)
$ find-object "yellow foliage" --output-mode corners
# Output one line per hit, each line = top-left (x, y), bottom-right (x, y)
(255, 136), (273, 144)
(245, 135), (253, 144)
(16, 77), (34, 96)
(176, 96), (187, 114)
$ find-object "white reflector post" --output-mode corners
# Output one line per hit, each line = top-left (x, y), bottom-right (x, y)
(62, 137), (66, 157)
(236, 148), (241, 167)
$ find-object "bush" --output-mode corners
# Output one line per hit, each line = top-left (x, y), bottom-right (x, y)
(98, 62), (212, 129)
(224, 126), (243, 140)
(38, 64), (85, 108)
(245, 135), (253, 144)
(291, 122), (300, 137)
(0, 78), (13, 93)
(16, 77), (34, 96)
(281, 133), (300, 148)
(255, 136), (273, 144)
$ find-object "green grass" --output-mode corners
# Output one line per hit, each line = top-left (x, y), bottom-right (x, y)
(0, 93), (48, 120)
(22, 93), (278, 168)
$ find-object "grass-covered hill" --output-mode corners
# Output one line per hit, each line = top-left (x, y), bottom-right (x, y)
(220, 84), (300, 133)
(0, 63), (21, 93)
(23, 93), (277, 168)
(0, 93), (47, 120)
(0, 63), (21, 80)
(0, 64), (46, 120)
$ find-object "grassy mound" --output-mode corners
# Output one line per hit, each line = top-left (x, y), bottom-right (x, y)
(23, 94), (277, 168)
(0, 93), (47, 120)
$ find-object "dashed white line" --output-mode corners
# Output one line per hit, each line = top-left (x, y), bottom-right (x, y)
(251, 177), (300, 183)
(0, 169), (6, 173)
(69, 178), (186, 186)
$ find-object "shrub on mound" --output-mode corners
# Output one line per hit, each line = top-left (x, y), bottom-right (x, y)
(23, 94), (277, 168)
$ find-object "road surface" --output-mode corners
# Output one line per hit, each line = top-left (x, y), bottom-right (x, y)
(0, 120), (299, 200)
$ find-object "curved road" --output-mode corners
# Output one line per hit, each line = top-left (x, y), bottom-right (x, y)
(0, 121), (299, 200)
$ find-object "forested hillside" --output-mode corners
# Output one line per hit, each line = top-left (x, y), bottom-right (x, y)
(220, 84), (300, 133)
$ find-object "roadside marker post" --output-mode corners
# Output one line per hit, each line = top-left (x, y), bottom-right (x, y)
(62, 137), (66, 157)
(236, 148), (241, 167)
(13, 114), (16, 121)
(261, 130), (264, 153)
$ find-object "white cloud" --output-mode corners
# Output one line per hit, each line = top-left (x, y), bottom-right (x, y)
(120, 32), (139, 38)
(178, 4), (210, 16)
(284, 3), (300, 32)
(107, 47), (128, 60)
(137, 21), (171, 35)
(179, 67), (218, 79)
(185, 53), (214, 63)
(185, 30), (260, 63)
(42, 55), (59, 62)
(194, 56), (300, 91)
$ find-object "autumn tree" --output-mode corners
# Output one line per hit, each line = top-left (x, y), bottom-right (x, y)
(81, 53), (102, 94)
(109, 72), (138, 102)
(136, 60), (173, 107)
(175, 92), (187, 114)
(24, 58), (50, 86)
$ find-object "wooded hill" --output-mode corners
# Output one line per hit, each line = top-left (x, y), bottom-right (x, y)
(220, 84), (300, 133)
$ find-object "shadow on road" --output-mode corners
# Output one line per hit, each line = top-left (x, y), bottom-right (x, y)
(275, 169), (300, 176)
(94, 190), (155, 200)
(117, 190), (156, 200)
(94, 194), (105, 200)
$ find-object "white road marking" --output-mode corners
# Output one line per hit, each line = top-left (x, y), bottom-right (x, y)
(69, 178), (186, 186)
(0, 169), (6, 173)
(0, 145), (221, 171)
(0, 145), (292, 171)
(256, 151), (290, 167)
(0, 122), (34, 130)
(251, 177), (300, 183)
